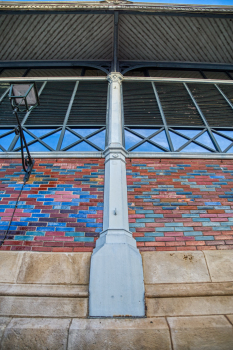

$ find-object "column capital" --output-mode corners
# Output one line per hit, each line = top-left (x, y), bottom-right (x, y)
(103, 145), (128, 160)
(107, 72), (124, 85)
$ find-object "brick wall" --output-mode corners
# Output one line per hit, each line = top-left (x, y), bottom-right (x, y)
(127, 158), (233, 251)
(1, 157), (233, 253)
(0, 159), (104, 252)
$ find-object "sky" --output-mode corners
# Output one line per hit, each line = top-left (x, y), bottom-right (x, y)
(1, 0), (232, 5)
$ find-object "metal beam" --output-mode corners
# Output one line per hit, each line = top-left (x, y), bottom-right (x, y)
(151, 82), (174, 152)
(56, 81), (79, 151)
(215, 84), (233, 110)
(113, 11), (119, 72)
(120, 62), (233, 75)
(183, 82), (221, 152)
(0, 61), (111, 74)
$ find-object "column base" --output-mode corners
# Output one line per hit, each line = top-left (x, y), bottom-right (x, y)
(89, 230), (145, 317)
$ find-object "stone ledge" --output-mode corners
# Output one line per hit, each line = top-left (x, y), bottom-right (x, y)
(0, 283), (88, 297)
(145, 282), (233, 298)
(146, 295), (233, 317)
(167, 315), (233, 350)
(0, 296), (88, 318)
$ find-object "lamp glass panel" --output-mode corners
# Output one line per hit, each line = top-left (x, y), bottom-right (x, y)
(12, 84), (37, 106)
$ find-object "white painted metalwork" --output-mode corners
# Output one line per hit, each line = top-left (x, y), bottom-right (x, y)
(89, 72), (145, 317)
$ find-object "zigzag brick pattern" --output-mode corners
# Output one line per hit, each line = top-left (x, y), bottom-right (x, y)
(0, 159), (104, 252)
(127, 159), (233, 251)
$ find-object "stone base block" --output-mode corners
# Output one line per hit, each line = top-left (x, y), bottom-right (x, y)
(68, 318), (172, 350)
(1, 318), (70, 350)
(168, 315), (233, 350)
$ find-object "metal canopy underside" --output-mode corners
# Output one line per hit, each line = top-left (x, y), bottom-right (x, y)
(0, 2), (232, 66)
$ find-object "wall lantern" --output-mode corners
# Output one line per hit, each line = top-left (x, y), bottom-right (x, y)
(9, 83), (40, 183)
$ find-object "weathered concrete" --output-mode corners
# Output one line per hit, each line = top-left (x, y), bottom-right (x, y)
(0, 252), (23, 283)
(227, 315), (233, 325)
(17, 252), (91, 285)
(0, 296), (88, 318)
(204, 251), (233, 282)
(167, 315), (233, 350)
(1, 318), (70, 350)
(0, 317), (11, 342)
(142, 251), (210, 284)
(146, 296), (233, 317)
(68, 318), (172, 350)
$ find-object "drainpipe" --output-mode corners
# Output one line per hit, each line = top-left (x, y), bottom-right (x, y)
(89, 72), (145, 317)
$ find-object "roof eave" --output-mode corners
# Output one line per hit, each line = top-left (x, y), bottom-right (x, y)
(0, 1), (233, 14)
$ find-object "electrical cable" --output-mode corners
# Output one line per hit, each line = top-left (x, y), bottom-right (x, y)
(0, 179), (26, 247)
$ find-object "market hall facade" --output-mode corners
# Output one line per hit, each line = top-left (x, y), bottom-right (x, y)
(0, 1), (233, 348)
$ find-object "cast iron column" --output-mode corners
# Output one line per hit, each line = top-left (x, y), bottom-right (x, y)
(89, 72), (145, 317)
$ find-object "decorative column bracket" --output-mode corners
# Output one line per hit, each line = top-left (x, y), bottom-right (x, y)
(89, 73), (145, 317)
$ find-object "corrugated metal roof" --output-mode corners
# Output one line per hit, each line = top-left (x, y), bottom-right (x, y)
(0, 14), (114, 60)
(118, 14), (233, 63)
(0, 2), (232, 65)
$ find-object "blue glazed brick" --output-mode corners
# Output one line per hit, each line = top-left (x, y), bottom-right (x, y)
(193, 218), (210, 222)
(212, 226), (231, 231)
(198, 206), (214, 210)
(74, 237), (94, 242)
(195, 236), (215, 240)
(136, 210), (153, 214)
(165, 223), (183, 227)
(11, 221), (28, 226)
(37, 227), (54, 231)
(184, 231), (202, 236)
(145, 214), (163, 218)
(26, 232), (45, 236)
(156, 227), (174, 232)
(162, 207), (177, 210)
(136, 218), (155, 223)
(56, 227), (75, 232)
(214, 206), (230, 210)
(77, 219), (95, 223)
(202, 222), (220, 226)
(135, 237), (155, 242)
(48, 222), (66, 227)
(0, 225), (9, 230)
(32, 214), (50, 218)
(175, 227), (193, 231)
(14, 236), (34, 241)
(210, 176), (225, 179)
(129, 223), (145, 228)
(24, 209), (41, 213)
(145, 232), (164, 237)
(69, 214), (87, 218)
(205, 202), (221, 206)
(86, 223), (102, 227)
(21, 218), (38, 222)
(182, 214), (199, 218)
